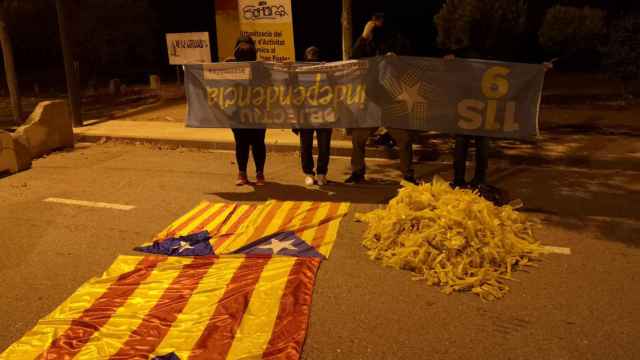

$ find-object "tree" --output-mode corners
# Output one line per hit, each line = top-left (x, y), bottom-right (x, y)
(604, 15), (640, 97)
(538, 6), (606, 60)
(69, 0), (158, 83)
(434, 0), (528, 60)
(0, 1), (22, 124)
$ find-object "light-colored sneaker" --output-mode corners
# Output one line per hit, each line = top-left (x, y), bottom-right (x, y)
(304, 175), (315, 186)
(316, 174), (328, 186)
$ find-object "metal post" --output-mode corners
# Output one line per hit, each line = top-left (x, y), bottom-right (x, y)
(56, 0), (82, 127)
(341, 0), (353, 60)
(0, 5), (23, 124)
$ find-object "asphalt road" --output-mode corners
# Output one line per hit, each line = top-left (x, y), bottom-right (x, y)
(1, 142), (639, 359)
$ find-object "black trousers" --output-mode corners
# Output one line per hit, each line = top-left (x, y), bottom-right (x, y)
(453, 135), (489, 184)
(231, 129), (266, 173)
(299, 129), (332, 175)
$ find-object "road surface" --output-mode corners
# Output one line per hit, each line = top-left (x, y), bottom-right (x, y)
(1, 142), (638, 359)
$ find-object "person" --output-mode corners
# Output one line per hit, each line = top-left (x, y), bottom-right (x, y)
(449, 56), (554, 189)
(293, 46), (333, 186)
(345, 13), (417, 184)
(226, 36), (267, 186)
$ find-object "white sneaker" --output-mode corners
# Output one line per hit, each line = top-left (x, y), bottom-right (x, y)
(316, 174), (328, 186)
(304, 175), (315, 186)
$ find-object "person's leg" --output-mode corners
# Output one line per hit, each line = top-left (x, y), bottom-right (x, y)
(387, 128), (414, 180)
(453, 135), (470, 186)
(316, 129), (332, 176)
(251, 129), (267, 175)
(232, 129), (250, 174)
(299, 129), (315, 175)
(349, 128), (374, 180)
(471, 136), (489, 186)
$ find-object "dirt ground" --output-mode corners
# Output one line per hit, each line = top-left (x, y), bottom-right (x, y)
(0, 142), (638, 359)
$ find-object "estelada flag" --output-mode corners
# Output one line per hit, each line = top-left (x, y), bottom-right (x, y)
(0, 255), (320, 360)
(137, 201), (350, 258)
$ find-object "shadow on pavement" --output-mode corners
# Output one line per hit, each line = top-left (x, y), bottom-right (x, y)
(209, 179), (401, 204)
(493, 165), (640, 248)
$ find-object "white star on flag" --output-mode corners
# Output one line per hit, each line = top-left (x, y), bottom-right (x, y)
(172, 241), (194, 253)
(396, 82), (426, 112)
(258, 239), (297, 254)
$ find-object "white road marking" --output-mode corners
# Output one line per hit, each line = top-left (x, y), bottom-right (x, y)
(44, 197), (135, 211)
(543, 246), (572, 255)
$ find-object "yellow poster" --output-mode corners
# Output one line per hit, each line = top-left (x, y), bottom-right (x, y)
(216, 0), (296, 62)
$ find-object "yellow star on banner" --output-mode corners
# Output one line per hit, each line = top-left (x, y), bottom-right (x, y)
(396, 82), (426, 112)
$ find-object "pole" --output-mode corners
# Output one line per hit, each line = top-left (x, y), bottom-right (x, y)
(56, 0), (82, 127)
(341, 0), (353, 60)
(0, 5), (23, 124)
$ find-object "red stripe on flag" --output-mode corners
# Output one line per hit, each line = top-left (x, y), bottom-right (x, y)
(212, 204), (258, 250)
(279, 202), (302, 232)
(248, 202), (285, 240)
(262, 258), (321, 360)
(193, 204), (232, 233)
(36, 256), (167, 360)
(294, 202), (321, 235)
(311, 202), (343, 249)
(170, 203), (214, 237)
(188, 257), (270, 360)
(109, 257), (217, 359)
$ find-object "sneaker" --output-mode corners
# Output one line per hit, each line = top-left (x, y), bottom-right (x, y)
(255, 172), (266, 186)
(345, 173), (364, 184)
(304, 175), (315, 186)
(236, 172), (249, 186)
(316, 174), (328, 186)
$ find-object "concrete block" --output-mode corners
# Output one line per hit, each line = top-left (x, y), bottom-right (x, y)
(150, 75), (161, 90)
(0, 130), (31, 174)
(109, 79), (121, 95)
(13, 100), (74, 159)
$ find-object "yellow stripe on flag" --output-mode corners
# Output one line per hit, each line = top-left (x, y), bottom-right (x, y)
(154, 201), (210, 240)
(297, 202), (330, 248)
(175, 203), (221, 236)
(316, 202), (350, 257)
(153, 257), (244, 359)
(225, 257), (297, 359)
(73, 258), (184, 359)
(0, 257), (141, 360)
(204, 204), (237, 234)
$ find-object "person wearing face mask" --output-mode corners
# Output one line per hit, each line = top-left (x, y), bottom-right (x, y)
(292, 46), (333, 186)
(345, 13), (417, 185)
(226, 36), (267, 186)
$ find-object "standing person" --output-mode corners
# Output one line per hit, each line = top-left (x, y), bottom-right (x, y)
(345, 13), (417, 184)
(294, 46), (333, 186)
(448, 54), (554, 190)
(227, 36), (267, 186)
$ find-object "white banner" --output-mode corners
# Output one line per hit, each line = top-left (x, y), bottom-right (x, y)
(166, 32), (212, 65)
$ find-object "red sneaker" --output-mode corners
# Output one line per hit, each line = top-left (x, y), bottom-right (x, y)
(236, 172), (249, 186)
(255, 172), (266, 186)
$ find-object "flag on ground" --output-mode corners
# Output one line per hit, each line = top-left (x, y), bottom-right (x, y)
(0, 255), (320, 360)
(139, 201), (350, 258)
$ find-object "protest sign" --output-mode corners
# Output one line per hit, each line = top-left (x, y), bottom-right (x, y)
(166, 32), (212, 64)
(185, 56), (545, 139)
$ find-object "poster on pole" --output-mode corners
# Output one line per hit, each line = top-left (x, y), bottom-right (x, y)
(238, 0), (296, 62)
(166, 32), (212, 65)
(215, 0), (296, 62)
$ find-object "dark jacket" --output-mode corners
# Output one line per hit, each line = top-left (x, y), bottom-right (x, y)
(352, 28), (411, 59)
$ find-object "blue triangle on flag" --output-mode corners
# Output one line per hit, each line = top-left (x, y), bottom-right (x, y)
(135, 231), (214, 256)
(233, 231), (325, 258)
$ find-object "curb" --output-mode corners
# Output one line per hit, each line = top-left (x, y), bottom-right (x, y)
(75, 134), (640, 172)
